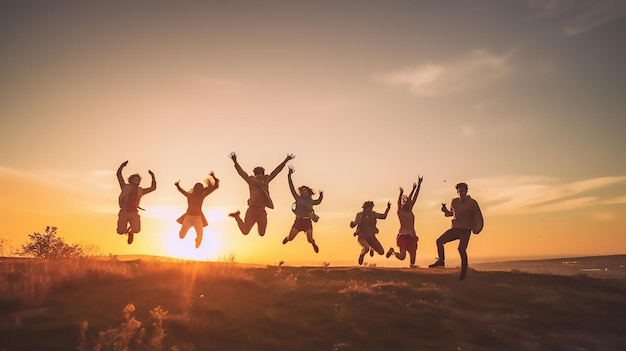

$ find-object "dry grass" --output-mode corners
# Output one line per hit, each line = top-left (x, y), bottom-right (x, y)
(0, 258), (625, 350)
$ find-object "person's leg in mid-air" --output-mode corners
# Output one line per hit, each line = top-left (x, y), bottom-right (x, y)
(283, 226), (300, 244)
(409, 246), (417, 267)
(369, 237), (385, 256)
(192, 217), (204, 248)
(179, 216), (193, 239)
(229, 207), (262, 235)
(408, 236), (418, 267)
(358, 238), (371, 265)
(252, 208), (268, 236)
(388, 235), (408, 260)
(127, 213), (141, 245)
(117, 211), (130, 235)
(305, 229), (319, 253)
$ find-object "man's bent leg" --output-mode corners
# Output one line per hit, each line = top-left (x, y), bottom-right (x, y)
(237, 208), (259, 235)
(436, 229), (458, 262)
(430, 228), (459, 267)
(117, 211), (129, 234)
(253, 209), (268, 236)
(129, 213), (141, 234)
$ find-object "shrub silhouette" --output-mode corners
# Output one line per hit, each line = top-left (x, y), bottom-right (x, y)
(16, 226), (84, 259)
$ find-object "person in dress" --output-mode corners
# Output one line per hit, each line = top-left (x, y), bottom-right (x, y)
(175, 172), (220, 248)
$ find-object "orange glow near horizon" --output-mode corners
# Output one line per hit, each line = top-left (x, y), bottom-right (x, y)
(161, 227), (224, 261)
(2, 1), (626, 265)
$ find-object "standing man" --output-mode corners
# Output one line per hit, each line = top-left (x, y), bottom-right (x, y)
(116, 160), (157, 244)
(228, 152), (294, 236)
(428, 182), (483, 280)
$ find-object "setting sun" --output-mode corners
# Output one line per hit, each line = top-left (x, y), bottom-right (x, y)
(2, 1), (626, 349)
(161, 226), (224, 261)
(1, 0), (625, 267)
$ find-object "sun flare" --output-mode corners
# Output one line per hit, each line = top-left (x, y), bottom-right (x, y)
(163, 227), (224, 261)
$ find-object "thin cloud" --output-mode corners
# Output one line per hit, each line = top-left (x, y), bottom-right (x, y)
(602, 196), (626, 206)
(475, 175), (626, 215)
(377, 50), (514, 98)
(528, 0), (626, 35)
(591, 211), (617, 221)
(0, 166), (116, 194)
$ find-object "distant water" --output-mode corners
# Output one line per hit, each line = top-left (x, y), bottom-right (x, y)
(472, 254), (626, 279)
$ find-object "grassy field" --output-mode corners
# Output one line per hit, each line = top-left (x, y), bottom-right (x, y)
(1, 257), (625, 351)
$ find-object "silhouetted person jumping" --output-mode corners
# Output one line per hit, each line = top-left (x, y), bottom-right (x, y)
(429, 182), (484, 280)
(350, 200), (391, 265)
(228, 152), (294, 236)
(386, 175), (423, 267)
(282, 165), (324, 253)
(175, 172), (220, 249)
(116, 160), (157, 245)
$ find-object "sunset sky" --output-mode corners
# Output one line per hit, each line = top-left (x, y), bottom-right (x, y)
(1, 0), (625, 267)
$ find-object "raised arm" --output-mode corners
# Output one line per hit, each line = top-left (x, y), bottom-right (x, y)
(378, 201), (392, 219)
(313, 190), (324, 205)
(116, 160), (128, 189)
(267, 153), (295, 182)
(175, 181), (189, 196)
(410, 175), (423, 205)
(204, 172), (220, 196)
(287, 165), (298, 198)
(143, 170), (157, 194)
(407, 184), (416, 203)
(350, 212), (361, 228)
(229, 152), (250, 181)
(397, 187), (404, 208)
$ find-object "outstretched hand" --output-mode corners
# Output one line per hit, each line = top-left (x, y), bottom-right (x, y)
(418, 175), (423, 184)
(209, 171), (220, 184)
(441, 203), (448, 213)
(148, 170), (154, 177)
(175, 180), (180, 186)
(120, 160), (128, 167)
(229, 152), (237, 162)
(285, 153), (295, 162)
(288, 165), (295, 174)
(387, 201), (392, 208)
(399, 187), (404, 194)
